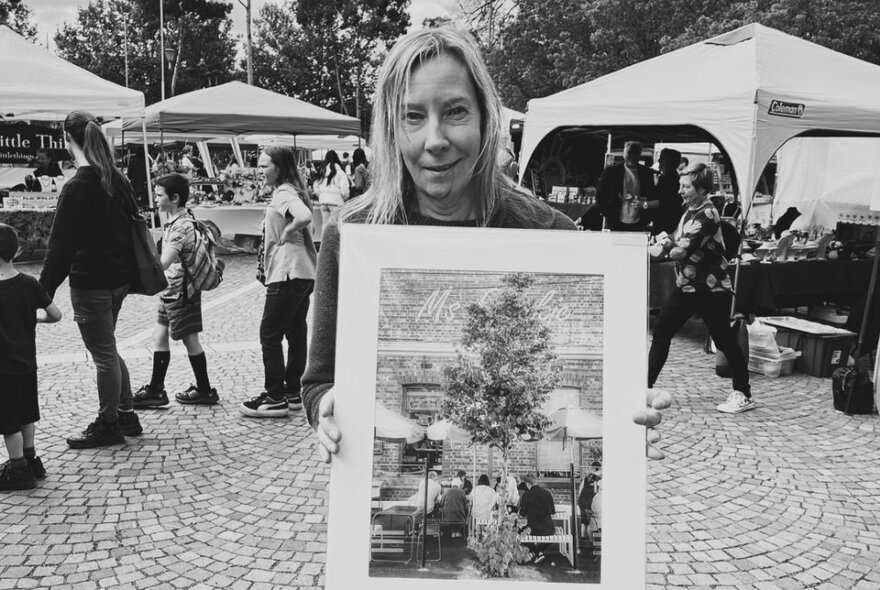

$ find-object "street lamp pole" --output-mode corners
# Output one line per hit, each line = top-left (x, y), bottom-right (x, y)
(159, 0), (165, 100)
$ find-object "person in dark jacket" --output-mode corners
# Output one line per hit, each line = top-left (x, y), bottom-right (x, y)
(40, 110), (144, 449)
(651, 148), (683, 235)
(519, 473), (556, 562)
(596, 141), (656, 231)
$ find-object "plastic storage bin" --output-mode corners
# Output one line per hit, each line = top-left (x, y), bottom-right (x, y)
(748, 347), (799, 377)
(758, 317), (857, 377)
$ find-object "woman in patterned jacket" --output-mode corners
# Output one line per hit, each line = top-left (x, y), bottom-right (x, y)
(648, 163), (755, 414)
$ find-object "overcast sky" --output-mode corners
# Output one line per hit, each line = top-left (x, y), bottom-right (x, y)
(28, 0), (459, 50)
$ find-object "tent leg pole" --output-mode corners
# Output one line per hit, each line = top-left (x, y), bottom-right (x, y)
(141, 118), (155, 229)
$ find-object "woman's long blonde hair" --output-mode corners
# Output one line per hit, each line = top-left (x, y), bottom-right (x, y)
(341, 27), (511, 225)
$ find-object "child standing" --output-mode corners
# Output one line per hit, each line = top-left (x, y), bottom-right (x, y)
(0, 224), (62, 491)
(132, 174), (219, 408)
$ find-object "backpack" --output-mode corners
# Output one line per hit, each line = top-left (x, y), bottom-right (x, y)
(181, 217), (225, 292)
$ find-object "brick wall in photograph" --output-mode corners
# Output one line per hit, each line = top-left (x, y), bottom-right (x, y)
(370, 269), (606, 502)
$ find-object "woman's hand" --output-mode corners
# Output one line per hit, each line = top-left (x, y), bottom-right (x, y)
(633, 388), (672, 460)
(315, 388), (342, 464)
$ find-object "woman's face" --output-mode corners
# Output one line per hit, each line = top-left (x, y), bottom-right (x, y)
(399, 54), (482, 213)
(679, 174), (705, 207)
(258, 152), (278, 187)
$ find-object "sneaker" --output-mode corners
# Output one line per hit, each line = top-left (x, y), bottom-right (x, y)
(118, 411), (143, 436)
(287, 392), (303, 410)
(27, 456), (46, 480)
(175, 385), (219, 405)
(717, 390), (757, 414)
(67, 418), (125, 449)
(0, 460), (36, 491)
(533, 552), (546, 564)
(240, 393), (289, 418)
(132, 384), (170, 409)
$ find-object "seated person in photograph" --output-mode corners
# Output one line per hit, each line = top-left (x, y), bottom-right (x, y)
(596, 140), (655, 231)
(453, 469), (473, 495)
(24, 149), (63, 191)
(651, 148), (683, 235)
(409, 470), (442, 514)
(440, 480), (469, 537)
(470, 474), (499, 521)
(518, 473), (556, 563)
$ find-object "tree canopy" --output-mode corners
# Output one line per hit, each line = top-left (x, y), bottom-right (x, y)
(1, 0), (37, 39)
(483, 0), (880, 110)
(54, 0), (238, 104)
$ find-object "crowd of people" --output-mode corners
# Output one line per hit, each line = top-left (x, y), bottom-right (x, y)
(0, 27), (668, 494)
(401, 466), (600, 564)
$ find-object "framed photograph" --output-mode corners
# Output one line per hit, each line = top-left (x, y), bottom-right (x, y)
(326, 225), (648, 590)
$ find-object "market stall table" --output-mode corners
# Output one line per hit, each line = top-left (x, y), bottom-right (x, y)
(650, 259), (873, 314)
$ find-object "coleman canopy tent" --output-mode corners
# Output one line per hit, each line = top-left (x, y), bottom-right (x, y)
(118, 81), (361, 136)
(520, 23), (880, 213)
(0, 25), (144, 120)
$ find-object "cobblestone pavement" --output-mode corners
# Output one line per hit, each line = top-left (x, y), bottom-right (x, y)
(2, 254), (879, 589)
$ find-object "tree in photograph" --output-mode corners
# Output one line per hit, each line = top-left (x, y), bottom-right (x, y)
(1, 0), (37, 40)
(441, 272), (560, 577)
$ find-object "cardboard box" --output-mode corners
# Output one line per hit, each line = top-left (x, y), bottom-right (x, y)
(758, 316), (857, 377)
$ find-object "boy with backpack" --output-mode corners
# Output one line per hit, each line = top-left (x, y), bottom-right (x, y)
(133, 174), (222, 408)
(0, 224), (62, 490)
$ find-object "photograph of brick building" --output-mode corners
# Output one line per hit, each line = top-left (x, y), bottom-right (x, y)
(368, 268), (605, 580)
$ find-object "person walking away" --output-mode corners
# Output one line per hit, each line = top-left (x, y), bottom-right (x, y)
(349, 148), (370, 199)
(648, 163), (755, 413)
(40, 110), (144, 448)
(240, 147), (316, 418)
(132, 174), (219, 409)
(0, 225), (62, 490)
(313, 150), (349, 241)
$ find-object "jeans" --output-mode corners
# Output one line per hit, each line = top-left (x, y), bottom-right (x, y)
(260, 278), (313, 399)
(648, 290), (751, 396)
(70, 286), (134, 422)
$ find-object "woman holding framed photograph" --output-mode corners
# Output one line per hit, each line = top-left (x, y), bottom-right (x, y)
(301, 27), (670, 464)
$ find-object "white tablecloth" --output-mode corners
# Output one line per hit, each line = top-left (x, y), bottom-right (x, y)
(189, 205), (266, 236)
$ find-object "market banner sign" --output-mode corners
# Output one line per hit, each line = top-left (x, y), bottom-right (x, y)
(768, 100), (805, 119)
(0, 124), (66, 165)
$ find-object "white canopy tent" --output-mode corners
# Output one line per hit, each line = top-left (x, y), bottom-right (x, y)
(116, 81), (361, 136)
(0, 25), (149, 208)
(520, 23), (880, 213)
(0, 25), (144, 120)
(774, 137), (880, 230)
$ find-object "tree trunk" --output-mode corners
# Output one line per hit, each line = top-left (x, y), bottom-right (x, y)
(245, 0), (253, 85)
(171, 16), (185, 97)
(333, 53), (348, 115)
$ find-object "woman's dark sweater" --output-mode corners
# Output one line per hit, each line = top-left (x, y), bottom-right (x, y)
(39, 166), (133, 298)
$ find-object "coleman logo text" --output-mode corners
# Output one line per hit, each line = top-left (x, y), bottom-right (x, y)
(768, 100), (805, 118)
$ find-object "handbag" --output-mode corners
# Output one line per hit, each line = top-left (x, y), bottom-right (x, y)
(129, 213), (168, 296)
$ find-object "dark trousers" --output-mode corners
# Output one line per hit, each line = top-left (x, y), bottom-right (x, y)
(648, 290), (751, 396)
(260, 278), (313, 399)
(70, 286), (134, 422)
